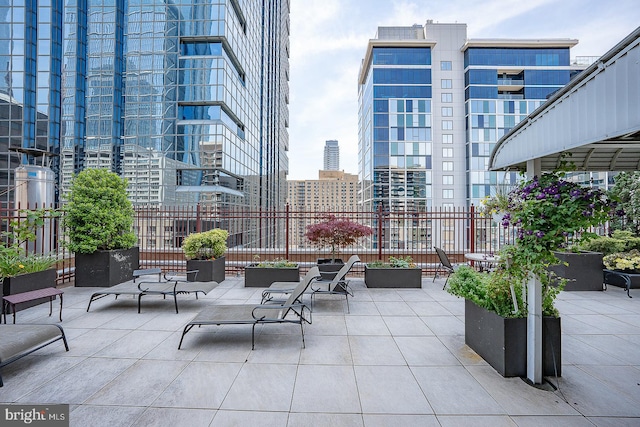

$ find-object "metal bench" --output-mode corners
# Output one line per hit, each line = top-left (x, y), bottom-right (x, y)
(2, 288), (64, 324)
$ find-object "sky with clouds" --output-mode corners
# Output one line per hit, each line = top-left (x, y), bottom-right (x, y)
(286, 0), (640, 179)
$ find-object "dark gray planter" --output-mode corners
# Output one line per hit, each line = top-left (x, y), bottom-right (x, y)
(317, 259), (344, 281)
(187, 257), (225, 283)
(550, 251), (604, 291)
(2, 269), (57, 312)
(465, 299), (561, 377)
(75, 247), (139, 287)
(364, 266), (422, 288)
(244, 265), (300, 287)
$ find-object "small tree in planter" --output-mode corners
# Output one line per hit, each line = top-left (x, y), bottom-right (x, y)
(63, 169), (138, 287)
(305, 215), (373, 279)
(182, 229), (228, 282)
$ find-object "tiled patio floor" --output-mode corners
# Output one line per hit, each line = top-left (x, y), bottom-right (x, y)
(1, 276), (640, 427)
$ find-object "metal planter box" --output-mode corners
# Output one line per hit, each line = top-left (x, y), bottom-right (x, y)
(244, 265), (300, 287)
(186, 257), (225, 283)
(465, 299), (561, 377)
(364, 266), (422, 288)
(550, 251), (604, 291)
(75, 247), (139, 287)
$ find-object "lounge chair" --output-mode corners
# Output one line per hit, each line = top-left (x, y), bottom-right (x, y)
(261, 255), (360, 313)
(87, 270), (218, 313)
(178, 267), (320, 350)
(0, 324), (69, 387)
(434, 247), (465, 289)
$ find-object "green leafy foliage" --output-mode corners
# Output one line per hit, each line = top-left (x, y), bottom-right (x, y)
(580, 230), (640, 255)
(609, 171), (640, 234)
(63, 169), (137, 254)
(254, 258), (297, 268)
(0, 208), (59, 278)
(305, 215), (373, 262)
(182, 229), (228, 260)
(366, 256), (417, 268)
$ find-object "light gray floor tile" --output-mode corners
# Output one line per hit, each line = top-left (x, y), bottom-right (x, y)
(220, 363), (296, 411)
(512, 415), (600, 426)
(18, 357), (136, 405)
(367, 289), (403, 301)
(373, 301), (412, 316)
(131, 407), (215, 427)
(411, 366), (504, 415)
(152, 361), (242, 408)
(572, 334), (640, 365)
(211, 410), (289, 427)
(347, 301), (381, 315)
(419, 315), (464, 336)
(407, 301), (454, 316)
(69, 405), (145, 427)
(93, 330), (173, 359)
(562, 335), (627, 366)
(349, 336), (406, 365)
(383, 316), (434, 336)
(299, 335), (353, 365)
(291, 365), (361, 413)
(438, 334), (490, 366)
(84, 360), (188, 406)
(245, 334), (303, 364)
(575, 365), (640, 400)
(437, 415), (517, 427)
(288, 412), (364, 427)
(465, 365), (578, 416)
(355, 365), (432, 414)
(586, 417), (640, 427)
(304, 315), (347, 335)
(363, 414), (439, 427)
(345, 315), (389, 335)
(394, 336), (462, 366)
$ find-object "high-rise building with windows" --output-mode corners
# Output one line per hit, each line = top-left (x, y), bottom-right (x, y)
(0, 0), (63, 207)
(358, 21), (581, 248)
(323, 139), (339, 170)
(2, 0), (290, 223)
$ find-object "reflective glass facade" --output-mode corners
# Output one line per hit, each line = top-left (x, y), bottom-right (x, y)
(465, 46), (571, 206)
(0, 0), (63, 206)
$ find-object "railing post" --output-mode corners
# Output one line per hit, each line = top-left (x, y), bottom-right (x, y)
(469, 204), (476, 253)
(285, 204), (290, 260)
(377, 204), (383, 260)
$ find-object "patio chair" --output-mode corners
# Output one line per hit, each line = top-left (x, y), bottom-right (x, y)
(261, 255), (360, 313)
(87, 270), (218, 313)
(178, 267), (320, 350)
(434, 247), (465, 289)
(0, 324), (69, 387)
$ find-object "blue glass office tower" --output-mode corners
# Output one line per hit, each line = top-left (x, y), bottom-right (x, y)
(56, 0), (291, 216)
(0, 0), (63, 205)
(358, 22), (579, 249)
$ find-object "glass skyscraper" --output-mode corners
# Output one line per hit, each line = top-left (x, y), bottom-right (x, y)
(323, 139), (339, 171)
(2, 0), (289, 216)
(358, 22), (580, 249)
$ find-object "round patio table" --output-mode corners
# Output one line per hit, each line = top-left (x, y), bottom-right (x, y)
(464, 253), (499, 272)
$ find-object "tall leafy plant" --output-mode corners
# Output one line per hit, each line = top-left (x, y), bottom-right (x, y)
(63, 169), (137, 254)
(305, 215), (372, 262)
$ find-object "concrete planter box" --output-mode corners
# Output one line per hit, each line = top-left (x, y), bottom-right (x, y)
(187, 257), (225, 283)
(549, 251), (604, 291)
(2, 269), (57, 312)
(465, 299), (561, 377)
(244, 265), (300, 287)
(317, 258), (344, 281)
(75, 247), (139, 287)
(364, 266), (422, 288)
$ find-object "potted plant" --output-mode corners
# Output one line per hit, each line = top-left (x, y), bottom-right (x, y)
(63, 169), (138, 287)
(305, 215), (372, 279)
(364, 256), (422, 288)
(182, 228), (228, 282)
(1, 208), (59, 312)
(244, 256), (300, 287)
(448, 166), (619, 377)
(603, 249), (640, 292)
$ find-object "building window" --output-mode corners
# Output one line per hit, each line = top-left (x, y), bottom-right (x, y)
(443, 161), (454, 171)
(441, 93), (453, 103)
(441, 79), (452, 89)
(443, 189), (454, 198)
(441, 107), (453, 117)
(442, 134), (453, 144)
(443, 175), (453, 185)
(442, 120), (453, 130)
(442, 148), (453, 158)
(440, 61), (452, 71)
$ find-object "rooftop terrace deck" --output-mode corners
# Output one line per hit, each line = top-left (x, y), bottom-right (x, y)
(1, 276), (639, 426)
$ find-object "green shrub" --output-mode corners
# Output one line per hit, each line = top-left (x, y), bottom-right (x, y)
(366, 256), (417, 268)
(255, 258), (297, 268)
(63, 169), (136, 254)
(182, 229), (228, 260)
(580, 230), (640, 255)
